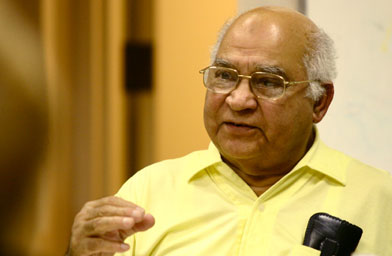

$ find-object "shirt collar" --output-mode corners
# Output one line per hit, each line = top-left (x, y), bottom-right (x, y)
(186, 142), (222, 182)
(293, 127), (347, 185)
(187, 127), (347, 186)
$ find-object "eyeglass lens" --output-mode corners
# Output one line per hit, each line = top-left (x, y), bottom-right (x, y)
(203, 66), (285, 98)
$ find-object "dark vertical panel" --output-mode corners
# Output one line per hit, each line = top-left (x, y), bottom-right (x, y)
(124, 0), (154, 177)
(298, 0), (307, 14)
(125, 43), (152, 91)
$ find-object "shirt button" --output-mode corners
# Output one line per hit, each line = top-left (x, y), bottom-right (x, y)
(258, 204), (265, 211)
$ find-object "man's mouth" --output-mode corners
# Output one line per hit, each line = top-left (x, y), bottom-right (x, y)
(224, 122), (257, 130)
(225, 122), (254, 127)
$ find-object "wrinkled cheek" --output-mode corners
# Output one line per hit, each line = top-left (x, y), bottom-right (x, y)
(203, 107), (217, 138)
(203, 93), (225, 138)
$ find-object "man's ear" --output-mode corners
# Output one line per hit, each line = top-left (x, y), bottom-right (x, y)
(313, 82), (334, 123)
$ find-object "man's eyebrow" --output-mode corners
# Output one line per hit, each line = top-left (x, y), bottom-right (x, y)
(214, 60), (288, 77)
(213, 59), (236, 69)
(255, 65), (288, 78)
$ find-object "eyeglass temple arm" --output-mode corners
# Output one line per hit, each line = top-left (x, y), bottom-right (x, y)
(286, 80), (315, 87)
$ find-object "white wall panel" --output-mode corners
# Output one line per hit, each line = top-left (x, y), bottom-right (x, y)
(308, 1), (392, 172)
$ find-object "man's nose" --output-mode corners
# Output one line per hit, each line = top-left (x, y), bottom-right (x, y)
(225, 78), (258, 111)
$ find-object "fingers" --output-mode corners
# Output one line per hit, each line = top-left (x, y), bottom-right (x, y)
(133, 213), (155, 232)
(69, 196), (155, 255)
(73, 197), (148, 237)
(82, 204), (145, 222)
(85, 196), (138, 208)
(120, 213), (155, 238)
(84, 205), (133, 221)
(83, 213), (155, 236)
(77, 196), (142, 221)
(84, 216), (135, 236)
(76, 237), (130, 255)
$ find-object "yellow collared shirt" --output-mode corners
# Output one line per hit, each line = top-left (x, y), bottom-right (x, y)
(116, 133), (392, 256)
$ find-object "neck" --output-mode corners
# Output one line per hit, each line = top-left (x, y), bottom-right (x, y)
(223, 129), (315, 197)
(224, 159), (287, 196)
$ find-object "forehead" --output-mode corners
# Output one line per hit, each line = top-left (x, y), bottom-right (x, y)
(216, 12), (309, 77)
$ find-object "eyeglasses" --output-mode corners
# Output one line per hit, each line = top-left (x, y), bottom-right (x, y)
(199, 66), (314, 100)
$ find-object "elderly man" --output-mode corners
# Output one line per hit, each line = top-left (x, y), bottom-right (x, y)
(68, 6), (392, 256)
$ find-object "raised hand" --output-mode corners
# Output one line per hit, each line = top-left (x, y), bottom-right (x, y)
(66, 196), (155, 256)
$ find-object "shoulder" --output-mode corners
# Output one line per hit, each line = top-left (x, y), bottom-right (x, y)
(346, 154), (391, 181)
(319, 140), (392, 188)
(319, 140), (392, 199)
(116, 148), (213, 200)
(138, 148), (212, 178)
(342, 153), (392, 196)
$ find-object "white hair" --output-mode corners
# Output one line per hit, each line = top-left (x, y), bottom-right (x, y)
(210, 18), (235, 64)
(210, 19), (337, 101)
(303, 28), (337, 100)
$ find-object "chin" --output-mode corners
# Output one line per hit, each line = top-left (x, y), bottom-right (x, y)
(217, 139), (261, 160)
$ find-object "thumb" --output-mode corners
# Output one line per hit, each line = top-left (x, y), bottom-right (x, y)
(133, 214), (155, 232)
(121, 213), (155, 239)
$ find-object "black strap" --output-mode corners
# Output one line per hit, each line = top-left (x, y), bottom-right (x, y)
(320, 238), (339, 256)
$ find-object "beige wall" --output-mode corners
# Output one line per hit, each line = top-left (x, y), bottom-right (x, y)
(238, 0), (302, 13)
(153, 0), (237, 161)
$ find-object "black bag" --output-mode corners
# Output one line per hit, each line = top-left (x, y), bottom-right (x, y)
(303, 213), (363, 256)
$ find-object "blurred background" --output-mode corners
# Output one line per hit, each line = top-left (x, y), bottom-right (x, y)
(0, 0), (234, 254)
(0, 0), (390, 255)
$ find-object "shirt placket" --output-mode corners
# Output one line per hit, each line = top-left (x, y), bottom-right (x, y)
(208, 163), (318, 255)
